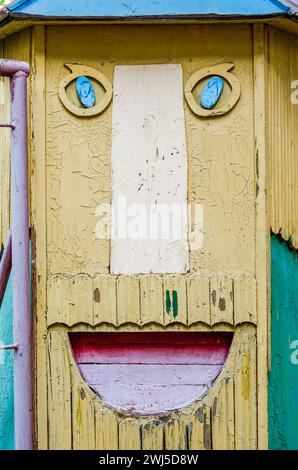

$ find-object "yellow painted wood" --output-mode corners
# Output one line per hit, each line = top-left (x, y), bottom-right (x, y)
(234, 274), (257, 325)
(94, 404), (119, 450)
(0, 60), (10, 249)
(164, 418), (188, 450)
(30, 26), (48, 449)
(234, 332), (257, 450)
(140, 275), (164, 325)
(163, 275), (187, 325)
(119, 419), (141, 450)
(93, 274), (117, 325)
(69, 274), (93, 325)
(46, 273), (257, 327)
(45, 24), (255, 276)
(117, 275), (140, 325)
(72, 383), (95, 450)
(210, 275), (233, 325)
(47, 331), (71, 450)
(212, 378), (235, 450)
(141, 420), (164, 450)
(254, 24), (269, 449)
(47, 275), (70, 325)
(187, 274), (210, 325)
(268, 27), (298, 248)
(188, 406), (211, 450)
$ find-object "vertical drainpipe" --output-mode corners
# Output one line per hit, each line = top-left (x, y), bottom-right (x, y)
(0, 60), (32, 450)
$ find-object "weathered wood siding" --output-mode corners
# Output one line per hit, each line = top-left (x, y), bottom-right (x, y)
(268, 27), (298, 248)
(28, 23), (267, 449)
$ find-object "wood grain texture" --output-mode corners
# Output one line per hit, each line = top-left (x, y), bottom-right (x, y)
(210, 275), (233, 325)
(254, 24), (269, 449)
(95, 405), (118, 450)
(212, 378), (235, 450)
(140, 275), (163, 325)
(234, 332), (257, 450)
(164, 419), (188, 450)
(118, 419), (141, 450)
(72, 383), (95, 450)
(47, 273), (257, 327)
(117, 275), (140, 325)
(189, 406), (212, 450)
(187, 274), (210, 325)
(141, 420), (164, 450)
(47, 331), (71, 449)
(234, 274), (257, 325)
(31, 25), (48, 450)
(93, 275), (117, 325)
(268, 28), (298, 248)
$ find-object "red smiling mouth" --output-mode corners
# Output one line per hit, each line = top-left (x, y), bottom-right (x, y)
(70, 332), (233, 415)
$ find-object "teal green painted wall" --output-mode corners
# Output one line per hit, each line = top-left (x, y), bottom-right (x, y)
(0, 274), (14, 450)
(269, 235), (298, 450)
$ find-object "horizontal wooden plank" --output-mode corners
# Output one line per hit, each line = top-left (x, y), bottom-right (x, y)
(70, 331), (233, 346)
(90, 384), (208, 414)
(80, 363), (222, 386)
(72, 344), (229, 365)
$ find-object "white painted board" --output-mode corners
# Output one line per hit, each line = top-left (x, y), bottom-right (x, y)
(110, 64), (189, 274)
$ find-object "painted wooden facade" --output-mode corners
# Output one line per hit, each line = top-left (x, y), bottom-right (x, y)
(0, 0), (297, 451)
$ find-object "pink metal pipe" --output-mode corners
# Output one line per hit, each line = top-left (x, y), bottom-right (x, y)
(6, 63), (32, 450)
(0, 59), (30, 77)
(0, 231), (12, 308)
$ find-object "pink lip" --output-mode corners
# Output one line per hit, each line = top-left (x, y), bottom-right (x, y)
(70, 332), (233, 415)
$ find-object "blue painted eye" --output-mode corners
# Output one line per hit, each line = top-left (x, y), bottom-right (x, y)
(200, 77), (224, 110)
(76, 76), (96, 108)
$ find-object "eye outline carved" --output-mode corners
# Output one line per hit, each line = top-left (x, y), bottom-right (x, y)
(185, 63), (241, 118)
(58, 64), (113, 117)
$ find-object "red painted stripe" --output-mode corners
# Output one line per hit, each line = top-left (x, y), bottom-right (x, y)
(72, 344), (229, 365)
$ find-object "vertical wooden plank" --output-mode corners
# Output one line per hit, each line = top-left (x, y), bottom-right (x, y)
(187, 274), (211, 325)
(164, 418), (188, 450)
(47, 275), (70, 325)
(93, 274), (117, 325)
(254, 23), (268, 449)
(212, 378), (235, 450)
(189, 405), (212, 450)
(111, 64), (189, 275)
(163, 275), (187, 325)
(140, 275), (163, 325)
(119, 419), (141, 450)
(47, 331), (71, 450)
(210, 275), (233, 325)
(69, 274), (93, 325)
(72, 384), (95, 450)
(0, 60), (10, 248)
(141, 420), (164, 450)
(31, 25), (48, 449)
(234, 332), (257, 450)
(117, 275), (140, 325)
(95, 405), (119, 450)
(234, 274), (257, 325)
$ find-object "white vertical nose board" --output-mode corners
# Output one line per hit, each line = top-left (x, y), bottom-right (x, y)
(111, 64), (189, 274)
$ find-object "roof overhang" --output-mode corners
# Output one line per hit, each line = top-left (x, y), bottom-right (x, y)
(0, 0), (297, 39)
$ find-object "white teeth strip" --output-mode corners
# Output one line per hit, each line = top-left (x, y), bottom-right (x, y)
(111, 64), (189, 274)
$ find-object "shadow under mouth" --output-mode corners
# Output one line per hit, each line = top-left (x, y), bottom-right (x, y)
(69, 331), (233, 415)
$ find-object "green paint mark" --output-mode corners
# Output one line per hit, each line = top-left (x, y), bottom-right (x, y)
(165, 290), (171, 314)
(269, 235), (298, 450)
(172, 290), (178, 318)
